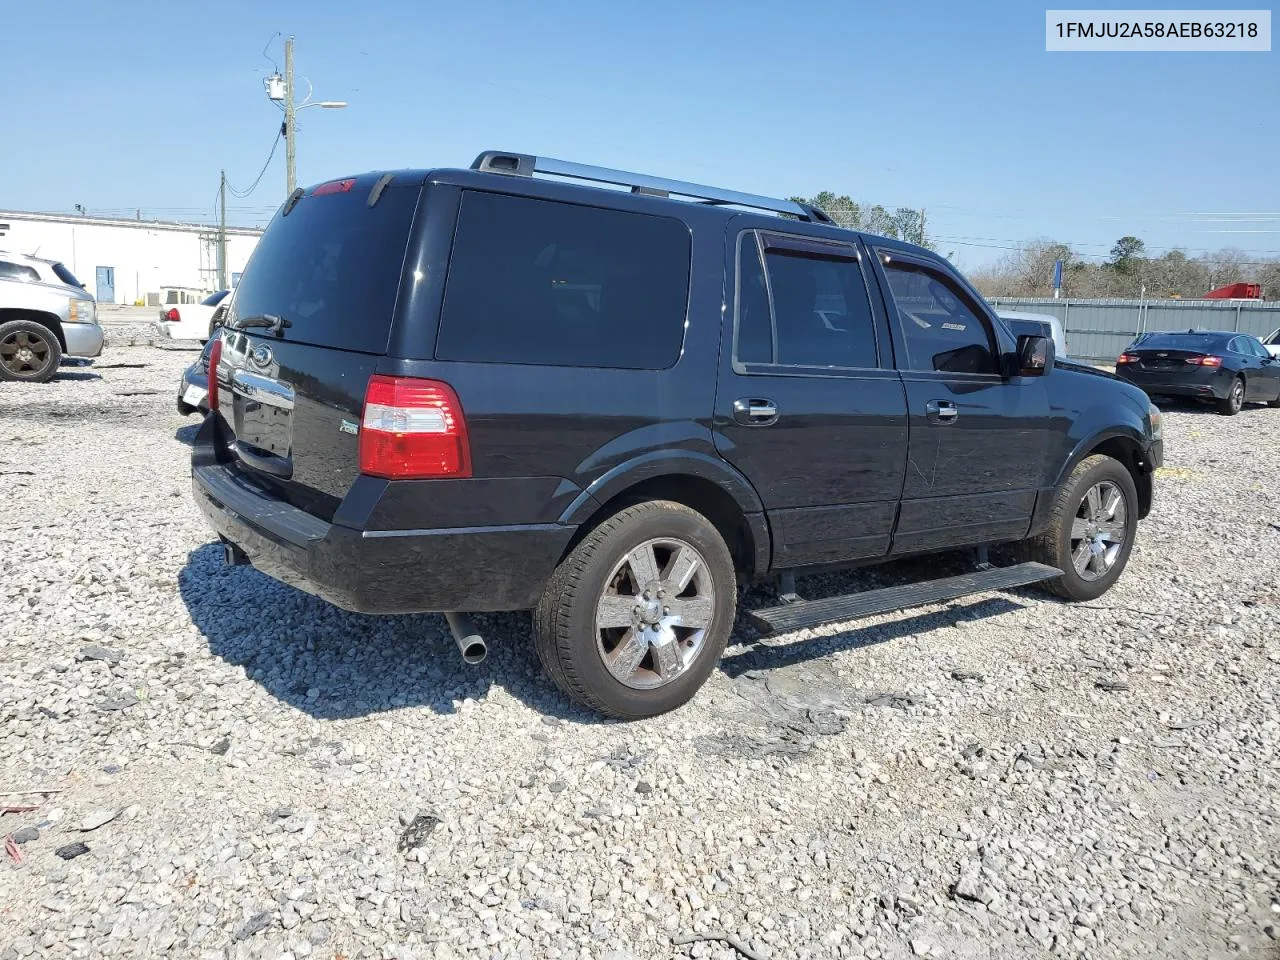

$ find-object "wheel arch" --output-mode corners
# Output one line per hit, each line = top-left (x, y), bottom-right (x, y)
(0, 309), (67, 351)
(1057, 427), (1154, 521)
(558, 452), (771, 578)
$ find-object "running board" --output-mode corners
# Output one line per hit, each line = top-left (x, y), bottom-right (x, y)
(748, 562), (1061, 636)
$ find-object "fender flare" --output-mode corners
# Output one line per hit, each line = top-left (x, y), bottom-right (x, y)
(1054, 424), (1150, 490)
(558, 450), (771, 574)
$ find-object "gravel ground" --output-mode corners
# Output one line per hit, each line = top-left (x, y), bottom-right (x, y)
(2, 346), (1278, 960)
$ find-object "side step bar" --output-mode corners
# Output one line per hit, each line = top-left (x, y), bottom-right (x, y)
(748, 561), (1061, 636)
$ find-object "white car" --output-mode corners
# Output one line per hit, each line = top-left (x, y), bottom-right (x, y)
(998, 310), (1067, 359)
(1263, 327), (1280, 359)
(154, 290), (230, 343)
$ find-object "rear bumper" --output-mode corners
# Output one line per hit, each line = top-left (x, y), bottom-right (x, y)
(191, 436), (576, 615)
(1116, 367), (1231, 400)
(62, 321), (104, 358)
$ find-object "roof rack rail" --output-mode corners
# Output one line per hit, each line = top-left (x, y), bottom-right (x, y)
(470, 150), (834, 225)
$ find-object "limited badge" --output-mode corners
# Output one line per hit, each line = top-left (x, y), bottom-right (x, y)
(339, 419), (359, 435)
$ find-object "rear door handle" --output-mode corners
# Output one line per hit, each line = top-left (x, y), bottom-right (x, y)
(733, 398), (779, 425)
(925, 399), (958, 424)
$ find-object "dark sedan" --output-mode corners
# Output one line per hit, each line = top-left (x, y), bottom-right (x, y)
(176, 338), (216, 416)
(1115, 330), (1280, 415)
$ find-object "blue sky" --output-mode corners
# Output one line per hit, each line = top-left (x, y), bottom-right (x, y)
(3, 0), (1276, 269)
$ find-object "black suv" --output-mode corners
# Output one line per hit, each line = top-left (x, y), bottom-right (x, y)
(192, 151), (1163, 719)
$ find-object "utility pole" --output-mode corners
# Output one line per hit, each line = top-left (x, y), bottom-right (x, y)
(218, 170), (228, 291)
(919, 208), (926, 247)
(284, 36), (297, 197)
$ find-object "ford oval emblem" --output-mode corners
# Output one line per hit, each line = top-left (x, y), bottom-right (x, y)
(251, 344), (273, 367)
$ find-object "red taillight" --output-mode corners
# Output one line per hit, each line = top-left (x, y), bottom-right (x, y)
(1117, 353), (1137, 364)
(207, 338), (222, 411)
(358, 375), (471, 479)
(1186, 355), (1223, 367)
(312, 178), (356, 196)
(165, 308), (181, 321)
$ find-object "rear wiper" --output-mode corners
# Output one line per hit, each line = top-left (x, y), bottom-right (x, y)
(232, 314), (292, 335)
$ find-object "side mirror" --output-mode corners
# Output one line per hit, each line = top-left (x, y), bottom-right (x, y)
(1013, 334), (1054, 377)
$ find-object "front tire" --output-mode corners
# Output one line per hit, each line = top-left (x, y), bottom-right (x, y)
(533, 500), (736, 719)
(1016, 455), (1139, 602)
(1218, 377), (1245, 416)
(0, 320), (62, 383)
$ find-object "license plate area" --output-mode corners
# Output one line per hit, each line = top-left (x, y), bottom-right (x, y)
(231, 370), (295, 459)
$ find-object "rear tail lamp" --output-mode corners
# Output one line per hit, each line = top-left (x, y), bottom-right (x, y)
(1116, 353), (1138, 364)
(165, 308), (181, 321)
(1186, 355), (1223, 367)
(358, 375), (471, 479)
(207, 338), (222, 411)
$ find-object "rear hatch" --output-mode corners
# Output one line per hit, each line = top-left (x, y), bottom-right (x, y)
(212, 174), (423, 519)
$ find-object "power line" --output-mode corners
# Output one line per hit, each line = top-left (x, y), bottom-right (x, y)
(227, 131), (283, 200)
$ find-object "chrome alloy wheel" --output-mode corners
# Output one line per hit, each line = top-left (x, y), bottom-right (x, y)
(594, 537), (715, 690)
(1069, 480), (1128, 582)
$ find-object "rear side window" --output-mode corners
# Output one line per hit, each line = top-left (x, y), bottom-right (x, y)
(881, 259), (999, 375)
(0, 261), (40, 282)
(734, 231), (878, 369)
(437, 192), (691, 369)
(230, 184), (419, 354)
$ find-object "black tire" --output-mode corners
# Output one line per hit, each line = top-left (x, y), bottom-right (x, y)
(533, 500), (737, 719)
(1015, 454), (1139, 602)
(1218, 377), (1245, 416)
(0, 320), (62, 383)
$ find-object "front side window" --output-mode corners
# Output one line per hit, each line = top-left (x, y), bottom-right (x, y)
(881, 258), (999, 375)
(1266, 328), (1280, 346)
(437, 192), (691, 369)
(734, 231), (878, 369)
(0, 261), (40, 282)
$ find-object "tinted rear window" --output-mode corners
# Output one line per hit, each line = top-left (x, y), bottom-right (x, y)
(229, 184), (419, 354)
(436, 191), (691, 369)
(202, 290), (229, 307)
(1135, 333), (1227, 351)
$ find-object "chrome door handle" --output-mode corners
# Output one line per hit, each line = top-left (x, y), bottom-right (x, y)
(733, 398), (779, 425)
(925, 399), (958, 423)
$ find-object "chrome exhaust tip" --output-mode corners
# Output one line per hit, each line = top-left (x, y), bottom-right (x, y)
(444, 613), (487, 665)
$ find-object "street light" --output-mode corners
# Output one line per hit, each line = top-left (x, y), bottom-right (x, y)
(267, 37), (349, 197)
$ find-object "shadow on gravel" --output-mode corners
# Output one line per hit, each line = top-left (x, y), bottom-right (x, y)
(174, 423), (200, 445)
(179, 540), (1036, 723)
(178, 542), (607, 723)
(720, 596), (1023, 678)
(51, 370), (102, 382)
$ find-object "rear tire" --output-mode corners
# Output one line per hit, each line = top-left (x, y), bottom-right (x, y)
(0, 320), (62, 383)
(1015, 454), (1139, 602)
(1218, 377), (1245, 416)
(533, 500), (736, 719)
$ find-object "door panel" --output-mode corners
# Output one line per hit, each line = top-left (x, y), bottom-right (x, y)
(714, 221), (908, 569)
(871, 250), (1047, 554)
(896, 373), (1047, 552)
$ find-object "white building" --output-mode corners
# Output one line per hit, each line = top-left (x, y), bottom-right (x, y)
(0, 210), (262, 305)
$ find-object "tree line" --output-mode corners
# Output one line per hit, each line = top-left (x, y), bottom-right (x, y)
(966, 236), (1280, 301)
(791, 192), (930, 248)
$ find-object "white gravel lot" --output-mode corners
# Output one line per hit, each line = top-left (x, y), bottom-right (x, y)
(1, 344), (1278, 960)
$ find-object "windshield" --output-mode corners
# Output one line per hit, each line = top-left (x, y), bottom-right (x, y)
(51, 262), (85, 289)
(1266, 327), (1280, 345)
(201, 290), (229, 307)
